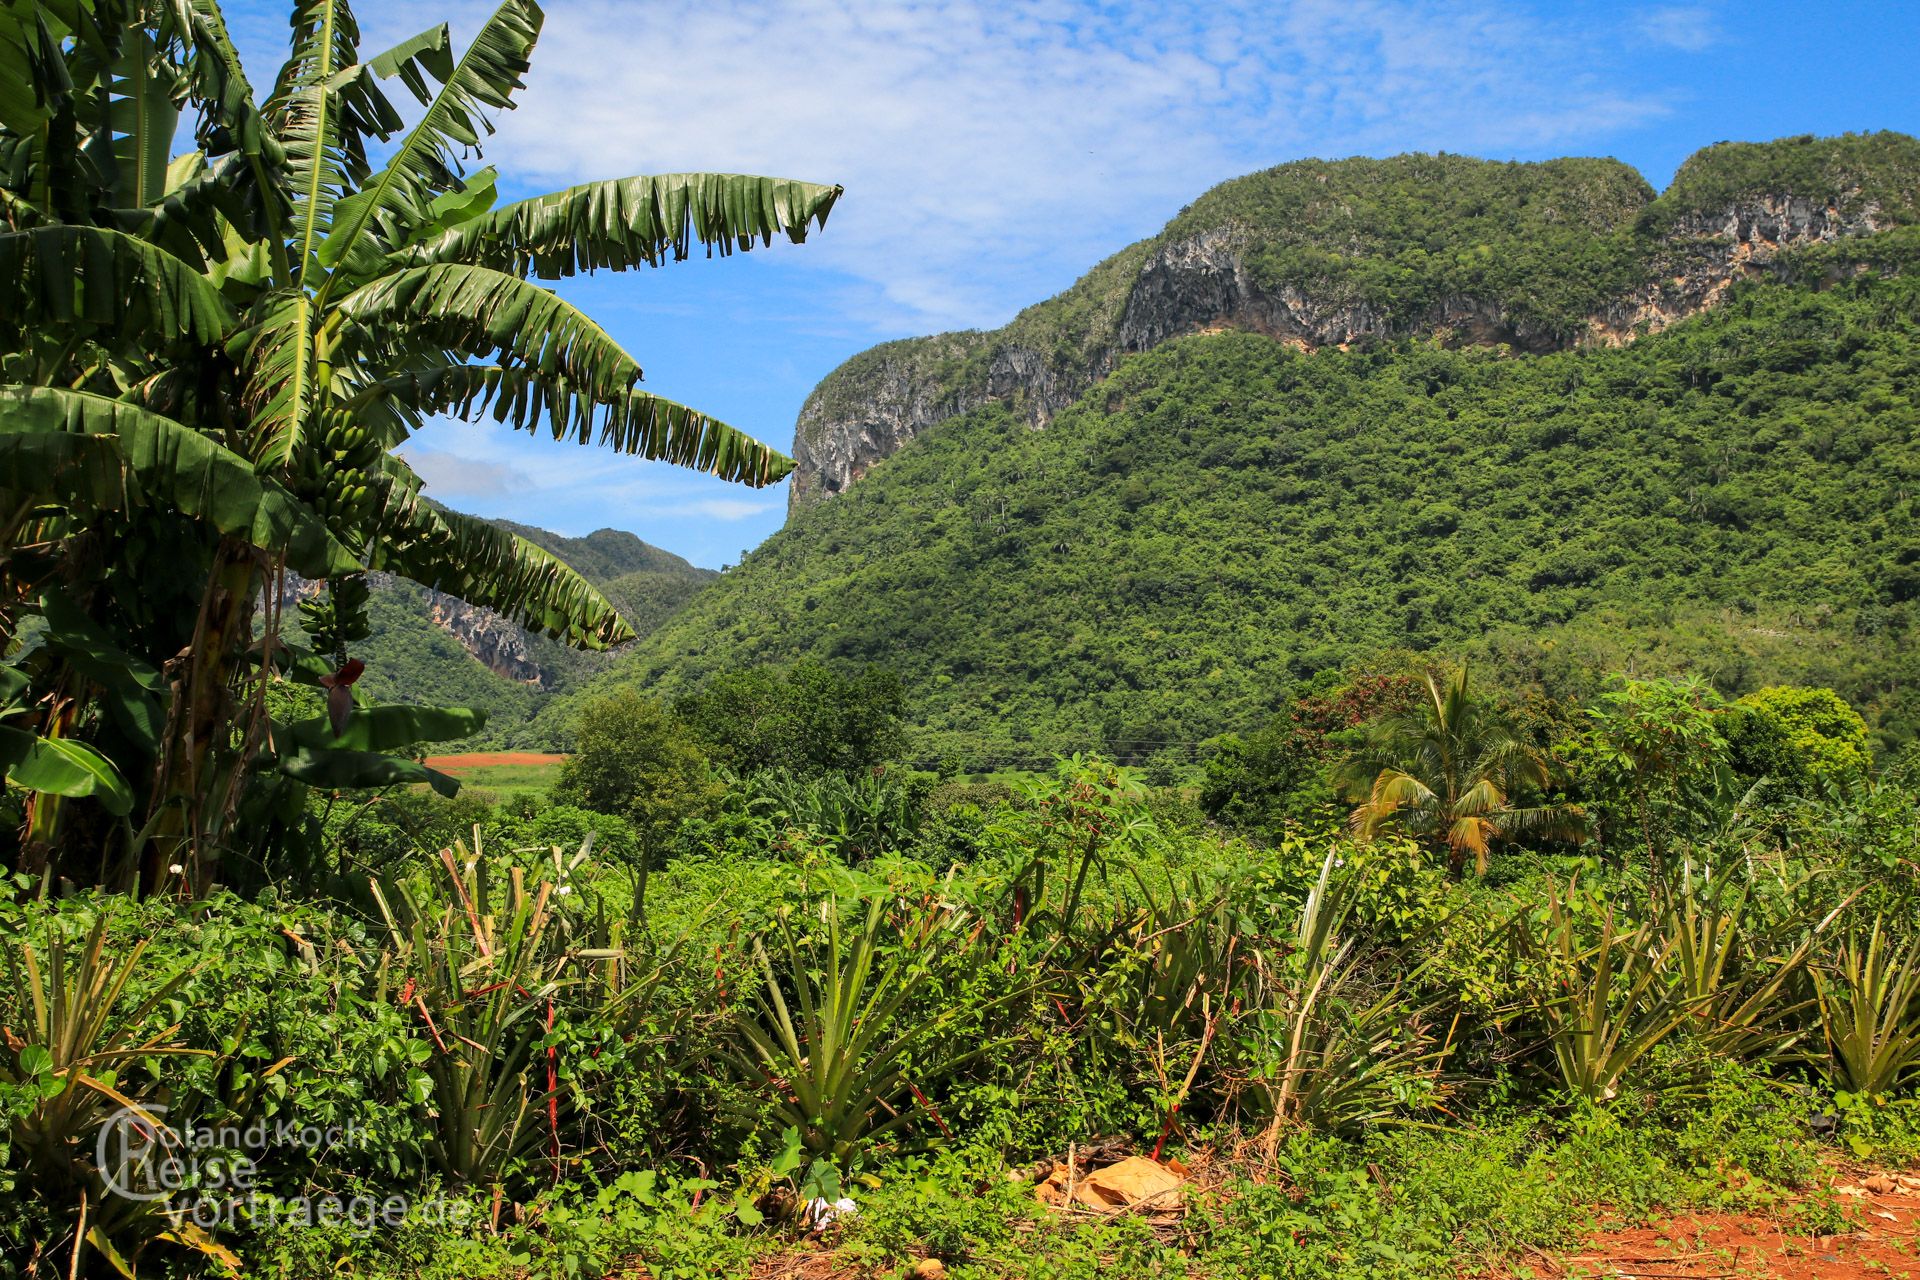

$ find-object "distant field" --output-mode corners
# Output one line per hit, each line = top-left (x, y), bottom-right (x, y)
(424, 751), (566, 795)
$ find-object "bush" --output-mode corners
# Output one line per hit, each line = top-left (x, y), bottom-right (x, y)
(1727, 685), (1874, 795)
(551, 689), (722, 851)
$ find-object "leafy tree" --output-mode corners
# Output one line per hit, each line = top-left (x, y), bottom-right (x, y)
(551, 689), (719, 855)
(1340, 664), (1583, 877)
(0, 0), (839, 884)
(1726, 686), (1874, 795)
(1571, 675), (1730, 876)
(1201, 667), (1419, 835)
(670, 662), (907, 777)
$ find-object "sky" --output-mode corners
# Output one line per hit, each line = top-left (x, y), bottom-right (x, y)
(222, 0), (1920, 568)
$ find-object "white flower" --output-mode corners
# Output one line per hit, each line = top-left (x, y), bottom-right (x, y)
(556, 885), (573, 897)
(167, 863), (185, 875)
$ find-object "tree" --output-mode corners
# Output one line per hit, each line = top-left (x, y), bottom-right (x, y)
(1726, 686), (1873, 796)
(551, 689), (718, 854)
(0, 0), (840, 884)
(1200, 667), (1419, 835)
(1572, 674), (1729, 878)
(1340, 663), (1583, 877)
(671, 662), (907, 777)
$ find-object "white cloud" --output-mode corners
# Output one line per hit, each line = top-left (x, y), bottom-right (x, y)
(356, 0), (1677, 334)
(396, 446), (517, 498)
(661, 498), (785, 522)
(1636, 6), (1721, 52)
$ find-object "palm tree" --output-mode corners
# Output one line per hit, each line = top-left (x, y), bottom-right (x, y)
(0, 0), (841, 882)
(1339, 664), (1583, 877)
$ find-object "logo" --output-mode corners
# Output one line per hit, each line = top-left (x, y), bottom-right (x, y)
(96, 1103), (181, 1202)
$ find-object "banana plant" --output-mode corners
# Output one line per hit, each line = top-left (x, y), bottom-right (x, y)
(0, 0), (842, 881)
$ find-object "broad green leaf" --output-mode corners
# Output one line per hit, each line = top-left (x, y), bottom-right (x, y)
(337, 267), (791, 485)
(0, 725), (134, 814)
(0, 385), (357, 577)
(361, 364), (795, 487)
(314, 0), (539, 281)
(105, 26), (182, 208)
(283, 703), (485, 752)
(239, 288), (314, 468)
(398, 172), (842, 278)
(38, 591), (163, 693)
(0, 225), (236, 346)
(363, 465), (634, 649)
(278, 745), (460, 797)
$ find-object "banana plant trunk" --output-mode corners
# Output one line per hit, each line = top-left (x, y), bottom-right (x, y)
(145, 539), (264, 891)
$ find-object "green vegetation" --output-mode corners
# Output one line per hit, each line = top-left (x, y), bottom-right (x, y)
(3, 12), (1918, 1276)
(433, 755), (566, 796)
(796, 132), (1920, 487)
(550, 689), (718, 855)
(5, 711), (1919, 1277)
(0, 0), (839, 886)
(1341, 664), (1581, 878)
(1649, 131), (1920, 229)
(587, 266), (1920, 773)
(1175, 153), (1656, 342)
(342, 525), (716, 748)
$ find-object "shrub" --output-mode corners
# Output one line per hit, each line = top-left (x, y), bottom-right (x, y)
(552, 690), (722, 853)
(1727, 686), (1874, 795)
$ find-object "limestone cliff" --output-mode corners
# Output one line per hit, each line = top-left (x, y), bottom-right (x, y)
(789, 133), (1920, 515)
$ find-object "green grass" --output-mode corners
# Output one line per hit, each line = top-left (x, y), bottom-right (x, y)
(426, 754), (566, 798)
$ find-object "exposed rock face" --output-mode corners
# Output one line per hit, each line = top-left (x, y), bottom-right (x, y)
(1590, 193), (1886, 343)
(284, 572), (557, 687)
(788, 140), (1915, 517)
(421, 585), (549, 686)
(1116, 225), (1576, 355)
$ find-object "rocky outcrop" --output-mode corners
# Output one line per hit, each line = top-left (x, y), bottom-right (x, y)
(789, 137), (1918, 517)
(1115, 225), (1573, 355)
(1589, 193), (1888, 343)
(421, 586), (550, 686)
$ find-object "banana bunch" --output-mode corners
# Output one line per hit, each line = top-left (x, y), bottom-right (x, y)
(304, 417), (385, 536)
(296, 573), (372, 665)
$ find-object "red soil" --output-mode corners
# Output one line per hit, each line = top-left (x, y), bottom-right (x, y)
(422, 751), (566, 772)
(1530, 1176), (1920, 1279)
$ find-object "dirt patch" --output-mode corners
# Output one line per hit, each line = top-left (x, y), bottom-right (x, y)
(423, 752), (566, 772)
(1532, 1181), (1920, 1279)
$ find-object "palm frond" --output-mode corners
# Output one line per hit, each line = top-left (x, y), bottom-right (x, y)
(103, 26), (181, 209)
(0, 384), (355, 575)
(400, 172), (843, 278)
(360, 362), (794, 486)
(363, 461), (633, 648)
(237, 287), (314, 468)
(317, 0), (538, 280)
(1494, 803), (1588, 845)
(0, 225), (235, 346)
(155, 0), (277, 160)
(268, 0), (410, 282)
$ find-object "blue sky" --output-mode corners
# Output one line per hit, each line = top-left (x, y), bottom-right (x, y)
(223, 0), (1920, 568)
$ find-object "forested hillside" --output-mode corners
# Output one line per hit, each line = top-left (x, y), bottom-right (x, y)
(556, 248), (1920, 768)
(337, 524), (716, 745)
(788, 133), (1920, 511)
